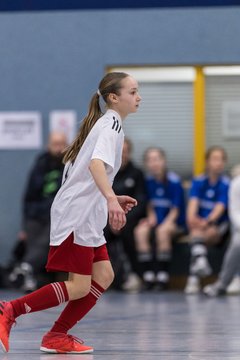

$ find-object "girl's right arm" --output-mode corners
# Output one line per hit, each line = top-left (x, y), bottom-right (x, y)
(187, 198), (201, 229)
(89, 158), (126, 231)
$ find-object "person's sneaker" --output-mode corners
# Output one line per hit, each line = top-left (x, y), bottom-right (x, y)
(0, 301), (15, 352)
(143, 271), (155, 291)
(226, 275), (240, 295)
(184, 276), (200, 294)
(190, 256), (212, 277)
(122, 273), (142, 292)
(40, 332), (93, 354)
(203, 282), (226, 297)
(155, 271), (169, 291)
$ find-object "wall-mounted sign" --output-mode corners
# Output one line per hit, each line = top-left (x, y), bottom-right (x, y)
(0, 112), (42, 149)
(49, 110), (77, 144)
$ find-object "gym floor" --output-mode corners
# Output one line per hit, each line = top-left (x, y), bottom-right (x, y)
(0, 289), (239, 359)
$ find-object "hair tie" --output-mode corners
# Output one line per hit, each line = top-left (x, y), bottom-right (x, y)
(97, 89), (101, 96)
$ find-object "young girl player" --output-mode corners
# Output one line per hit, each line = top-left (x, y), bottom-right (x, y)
(0, 72), (141, 354)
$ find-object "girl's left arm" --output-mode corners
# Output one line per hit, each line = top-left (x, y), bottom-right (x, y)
(206, 203), (225, 225)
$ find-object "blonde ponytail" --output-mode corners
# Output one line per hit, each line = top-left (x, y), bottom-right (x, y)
(63, 93), (102, 164)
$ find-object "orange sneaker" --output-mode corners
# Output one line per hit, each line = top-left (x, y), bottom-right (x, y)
(40, 331), (94, 354)
(0, 301), (16, 352)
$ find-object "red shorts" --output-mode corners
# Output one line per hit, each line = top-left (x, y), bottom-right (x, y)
(46, 232), (109, 275)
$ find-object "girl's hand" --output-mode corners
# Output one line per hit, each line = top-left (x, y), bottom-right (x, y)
(108, 197), (127, 231)
(187, 216), (202, 229)
(116, 195), (138, 214)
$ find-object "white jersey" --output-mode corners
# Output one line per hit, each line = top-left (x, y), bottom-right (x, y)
(50, 109), (124, 247)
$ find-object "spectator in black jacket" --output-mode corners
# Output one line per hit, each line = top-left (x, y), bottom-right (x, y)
(9, 131), (67, 291)
(104, 138), (147, 291)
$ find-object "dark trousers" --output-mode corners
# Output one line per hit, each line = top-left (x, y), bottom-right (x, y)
(23, 219), (50, 273)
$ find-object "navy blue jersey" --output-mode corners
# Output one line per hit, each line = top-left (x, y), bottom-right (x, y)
(189, 174), (230, 223)
(145, 171), (185, 227)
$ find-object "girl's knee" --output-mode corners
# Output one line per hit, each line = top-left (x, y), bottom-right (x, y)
(67, 281), (91, 300)
(102, 267), (115, 289)
(93, 266), (115, 290)
(108, 267), (115, 286)
(134, 222), (149, 238)
(74, 285), (91, 300)
(156, 227), (170, 238)
(134, 229), (150, 251)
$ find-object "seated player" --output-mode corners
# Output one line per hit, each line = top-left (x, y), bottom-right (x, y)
(104, 138), (146, 291)
(184, 146), (230, 294)
(203, 165), (240, 296)
(134, 147), (185, 290)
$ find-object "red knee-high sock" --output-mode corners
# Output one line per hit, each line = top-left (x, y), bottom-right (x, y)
(50, 280), (105, 334)
(11, 282), (69, 318)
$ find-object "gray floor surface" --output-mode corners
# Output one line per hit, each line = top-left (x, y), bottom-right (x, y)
(0, 289), (239, 360)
